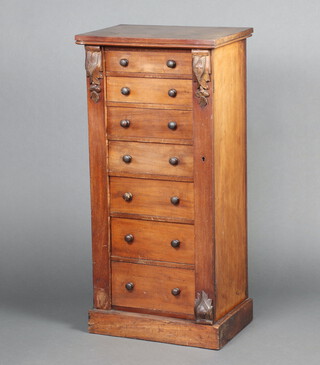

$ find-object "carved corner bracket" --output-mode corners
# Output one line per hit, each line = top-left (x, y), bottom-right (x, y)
(192, 50), (211, 108)
(85, 46), (103, 103)
(194, 290), (214, 325)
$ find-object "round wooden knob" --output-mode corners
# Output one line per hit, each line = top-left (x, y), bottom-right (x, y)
(123, 192), (133, 202)
(171, 288), (181, 296)
(125, 282), (134, 291)
(168, 121), (177, 130)
(171, 239), (180, 248)
(170, 196), (180, 205)
(122, 155), (132, 163)
(168, 89), (177, 98)
(120, 58), (129, 67)
(166, 60), (176, 68)
(120, 119), (130, 128)
(124, 234), (134, 243)
(169, 157), (179, 166)
(121, 87), (130, 96)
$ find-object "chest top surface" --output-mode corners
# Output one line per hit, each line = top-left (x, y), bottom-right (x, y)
(75, 24), (253, 48)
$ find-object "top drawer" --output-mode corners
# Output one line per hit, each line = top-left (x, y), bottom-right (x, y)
(105, 49), (192, 77)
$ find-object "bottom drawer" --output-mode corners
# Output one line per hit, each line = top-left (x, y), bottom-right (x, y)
(112, 261), (195, 316)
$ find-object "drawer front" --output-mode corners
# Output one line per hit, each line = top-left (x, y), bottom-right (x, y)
(109, 141), (193, 178)
(112, 261), (195, 315)
(105, 49), (192, 76)
(110, 177), (194, 221)
(111, 218), (194, 264)
(107, 107), (193, 141)
(106, 77), (192, 106)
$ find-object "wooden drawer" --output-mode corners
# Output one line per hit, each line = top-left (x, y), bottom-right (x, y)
(105, 49), (192, 76)
(106, 77), (192, 107)
(111, 261), (195, 315)
(110, 177), (194, 221)
(107, 107), (193, 142)
(109, 141), (193, 179)
(111, 218), (194, 264)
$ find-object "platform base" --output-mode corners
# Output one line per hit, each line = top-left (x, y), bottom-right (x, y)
(88, 298), (252, 350)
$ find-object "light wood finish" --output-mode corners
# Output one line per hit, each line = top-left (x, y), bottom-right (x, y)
(106, 101), (192, 111)
(111, 256), (194, 270)
(88, 298), (253, 350)
(212, 40), (248, 320)
(75, 25), (253, 49)
(111, 261), (195, 316)
(106, 77), (192, 106)
(111, 218), (194, 264)
(111, 305), (194, 320)
(110, 212), (194, 225)
(192, 53), (215, 305)
(110, 177), (194, 220)
(109, 141), (193, 179)
(78, 25), (253, 349)
(107, 107), (193, 143)
(105, 48), (192, 76)
(85, 47), (110, 310)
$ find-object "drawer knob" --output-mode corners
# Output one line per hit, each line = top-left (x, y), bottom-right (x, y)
(120, 119), (130, 128)
(168, 89), (177, 98)
(170, 196), (180, 205)
(122, 155), (132, 163)
(169, 157), (179, 166)
(125, 282), (134, 291)
(168, 121), (177, 130)
(119, 58), (129, 67)
(166, 60), (176, 69)
(171, 288), (181, 296)
(123, 192), (133, 202)
(124, 234), (134, 243)
(171, 239), (180, 248)
(121, 87), (130, 96)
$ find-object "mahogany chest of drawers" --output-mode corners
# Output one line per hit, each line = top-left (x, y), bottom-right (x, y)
(75, 24), (254, 350)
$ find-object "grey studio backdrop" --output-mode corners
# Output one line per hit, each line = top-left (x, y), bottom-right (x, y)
(1, 0), (320, 364)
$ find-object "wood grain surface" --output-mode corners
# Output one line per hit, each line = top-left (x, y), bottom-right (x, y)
(107, 107), (193, 142)
(105, 48), (192, 76)
(106, 77), (192, 106)
(111, 261), (195, 315)
(212, 40), (248, 320)
(108, 141), (193, 179)
(76, 25), (253, 49)
(192, 50), (215, 307)
(85, 47), (110, 310)
(110, 177), (194, 220)
(111, 218), (194, 264)
(88, 298), (253, 349)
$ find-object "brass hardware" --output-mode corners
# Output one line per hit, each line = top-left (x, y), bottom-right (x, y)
(120, 119), (130, 128)
(123, 192), (133, 202)
(121, 87), (130, 96)
(122, 155), (132, 163)
(125, 282), (134, 291)
(124, 234), (134, 243)
(168, 121), (177, 130)
(170, 196), (180, 205)
(168, 89), (177, 98)
(119, 58), (129, 67)
(171, 239), (180, 248)
(166, 60), (176, 68)
(171, 288), (181, 296)
(169, 157), (179, 166)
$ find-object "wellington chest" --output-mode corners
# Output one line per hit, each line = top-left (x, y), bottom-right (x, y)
(75, 24), (254, 350)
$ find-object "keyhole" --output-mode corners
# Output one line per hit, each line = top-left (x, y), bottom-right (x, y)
(202, 156), (206, 162)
